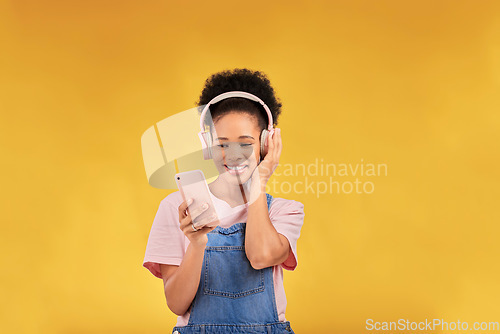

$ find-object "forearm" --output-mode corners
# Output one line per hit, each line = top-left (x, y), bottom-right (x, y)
(164, 241), (206, 315)
(245, 189), (283, 266)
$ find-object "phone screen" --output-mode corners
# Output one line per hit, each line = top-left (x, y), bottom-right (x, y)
(175, 170), (219, 229)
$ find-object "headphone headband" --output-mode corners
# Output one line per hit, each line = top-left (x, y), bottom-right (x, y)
(199, 91), (274, 131)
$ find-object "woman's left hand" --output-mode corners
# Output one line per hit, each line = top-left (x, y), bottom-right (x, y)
(251, 127), (282, 192)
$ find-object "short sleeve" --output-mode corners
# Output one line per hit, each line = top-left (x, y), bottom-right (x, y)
(268, 198), (305, 271)
(143, 196), (186, 279)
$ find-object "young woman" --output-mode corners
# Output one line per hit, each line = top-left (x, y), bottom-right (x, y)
(143, 68), (305, 334)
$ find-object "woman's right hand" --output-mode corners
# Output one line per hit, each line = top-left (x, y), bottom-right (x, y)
(178, 198), (218, 247)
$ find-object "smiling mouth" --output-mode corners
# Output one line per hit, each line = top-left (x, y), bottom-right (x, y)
(224, 164), (248, 175)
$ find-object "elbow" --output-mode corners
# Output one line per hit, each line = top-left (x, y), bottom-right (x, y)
(248, 253), (270, 270)
(165, 292), (187, 316)
(250, 259), (264, 270)
(246, 244), (273, 270)
(171, 308), (186, 317)
(166, 299), (187, 316)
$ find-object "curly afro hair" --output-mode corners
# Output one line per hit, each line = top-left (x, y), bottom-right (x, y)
(196, 68), (282, 131)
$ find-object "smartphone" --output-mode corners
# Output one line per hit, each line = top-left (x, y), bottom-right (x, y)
(175, 169), (219, 229)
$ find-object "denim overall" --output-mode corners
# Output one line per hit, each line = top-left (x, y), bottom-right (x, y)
(172, 193), (295, 334)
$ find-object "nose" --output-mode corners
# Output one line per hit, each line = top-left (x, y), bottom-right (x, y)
(224, 153), (245, 165)
(223, 145), (247, 164)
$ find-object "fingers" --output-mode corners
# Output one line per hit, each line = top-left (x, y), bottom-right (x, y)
(189, 202), (210, 221)
(178, 198), (193, 219)
(193, 214), (219, 230)
(180, 212), (217, 233)
(194, 224), (218, 234)
(274, 128), (282, 161)
(267, 128), (282, 161)
(178, 198), (198, 225)
(267, 128), (275, 157)
(178, 200), (211, 229)
(178, 198), (208, 220)
(180, 213), (197, 232)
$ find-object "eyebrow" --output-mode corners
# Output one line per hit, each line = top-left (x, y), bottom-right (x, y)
(216, 135), (255, 140)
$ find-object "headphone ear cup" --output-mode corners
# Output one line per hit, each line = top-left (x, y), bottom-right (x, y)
(199, 131), (213, 160)
(260, 129), (269, 159)
(206, 132), (213, 159)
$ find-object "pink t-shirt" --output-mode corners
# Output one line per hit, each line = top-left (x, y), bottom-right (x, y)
(143, 190), (305, 327)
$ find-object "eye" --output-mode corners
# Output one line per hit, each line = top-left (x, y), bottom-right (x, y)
(217, 144), (229, 148)
(240, 143), (253, 147)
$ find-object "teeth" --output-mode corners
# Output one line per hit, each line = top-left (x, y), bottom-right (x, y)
(227, 165), (246, 170)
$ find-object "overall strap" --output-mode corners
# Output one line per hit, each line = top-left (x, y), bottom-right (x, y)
(265, 193), (273, 211)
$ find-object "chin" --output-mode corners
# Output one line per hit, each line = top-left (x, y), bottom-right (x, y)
(218, 164), (255, 185)
(222, 172), (251, 185)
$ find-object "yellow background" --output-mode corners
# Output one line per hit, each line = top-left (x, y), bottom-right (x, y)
(1, 0), (499, 333)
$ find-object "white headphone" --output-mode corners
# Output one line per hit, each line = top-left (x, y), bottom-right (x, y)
(198, 91), (275, 161)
